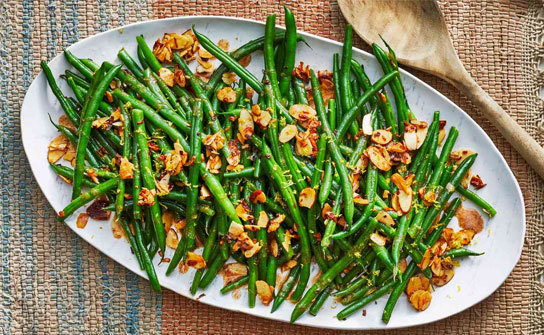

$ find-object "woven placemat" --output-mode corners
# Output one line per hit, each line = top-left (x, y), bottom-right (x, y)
(2, 0), (542, 334)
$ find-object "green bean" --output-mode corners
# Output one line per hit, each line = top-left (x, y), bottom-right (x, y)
(310, 70), (354, 226)
(443, 248), (484, 259)
(132, 216), (161, 291)
(278, 6), (297, 97)
(339, 25), (358, 136)
(416, 154), (478, 244)
(271, 265), (300, 313)
(290, 218), (378, 322)
(118, 48), (144, 80)
(223, 167), (255, 179)
(63, 50), (94, 80)
(58, 177), (120, 220)
(220, 275), (249, 294)
(309, 286), (330, 316)
(72, 64), (121, 199)
(335, 71), (398, 142)
(455, 186), (497, 217)
(132, 108), (166, 253)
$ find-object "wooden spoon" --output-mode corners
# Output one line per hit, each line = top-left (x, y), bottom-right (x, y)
(339, 0), (544, 178)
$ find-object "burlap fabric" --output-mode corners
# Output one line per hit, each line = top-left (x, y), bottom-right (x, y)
(2, 0), (542, 333)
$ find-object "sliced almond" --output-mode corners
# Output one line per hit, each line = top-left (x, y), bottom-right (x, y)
(298, 187), (316, 208)
(279, 124), (298, 143)
(268, 214), (285, 233)
(432, 268), (454, 287)
(412, 120), (428, 149)
(111, 218), (124, 239)
(76, 213), (90, 229)
(162, 210), (176, 231)
(48, 134), (70, 163)
(371, 129), (393, 145)
(409, 290), (432, 311)
(159, 68), (174, 87)
(418, 247), (432, 270)
(256, 280), (274, 305)
(216, 86), (237, 103)
(221, 71), (237, 85)
(365, 146), (391, 171)
(288, 104), (316, 122)
(406, 275), (431, 297)
(228, 221), (244, 238)
(376, 211), (395, 226)
(237, 109), (254, 142)
(370, 232), (387, 247)
(390, 173), (411, 193)
(404, 124), (418, 151)
(256, 211), (269, 228)
(166, 229), (179, 249)
(119, 157), (134, 180)
(243, 242), (262, 258)
(186, 252), (206, 269)
(321, 203), (333, 220)
(249, 190), (266, 204)
(235, 202), (253, 221)
(398, 189), (413, 213)
(362, 113), (373, 136)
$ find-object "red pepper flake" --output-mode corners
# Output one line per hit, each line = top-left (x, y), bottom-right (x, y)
(362, 309), (367, 316)
(470, 174), (486, 189)
(439, 120), (447, 130)
(148, 141), (160, 151)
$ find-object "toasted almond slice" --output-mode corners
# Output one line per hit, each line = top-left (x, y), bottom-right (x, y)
(281, 259), (298, 272)
(406, 275), (431, 297)
(412, 120), (428, 149)
(119, 157), (134, 180)
(353, 195), (369, 206)
(390, 173), (411, 193)
(298, 187), (316, 208)
(198, 47), (214, 59)
(398, 189), (413, 214)
(409, 290), (432, 311)
(48, 134), (70, 163)
(418, 247), (432, 270)
(288, 104), (316, 121)
(391, 192), (401, 214)
(365, 146), (391, 171)
(228, 221), (244, 238)
(76, 213), (90, 229)
(217, 39), (229, 51)
(256, 280), (274, 305)
(200, 185), (212, 200)
(111, 218), (124, 239)
(438, 128), (446, 146)
(162, 210), (176, 231)
(221, 71), (237, 85)
(221, 262), (247, 285)
(370, 232), (387, 247)
(159, 67), (174, 87)
(279, 124), (298, 143)
(235, 202), (253, 221)
(237, 109), (254, 142)
(376, 211), (395, 226)
(450, 149), (475, 163)
(321, 203), (333, 219)
(216, 86), (237, 103)
(186, 252), (206, 269)
(166, 229), (179, 249)
(268, 214), (285, 233)
(249, 190), (266, 204)
(174, 69), (186, 87)
(432, 268), (454, 287)
(243, 242), (262, 258)
(404, 125), (418, 151)
(371, 129), (393, 145)
(362, 113), (373, 136)
(256, 211), (269, 228)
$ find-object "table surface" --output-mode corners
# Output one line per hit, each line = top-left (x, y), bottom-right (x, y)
(3, 0), (543, 334)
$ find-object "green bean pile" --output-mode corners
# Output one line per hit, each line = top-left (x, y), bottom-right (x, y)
(42, 7), (496, 323)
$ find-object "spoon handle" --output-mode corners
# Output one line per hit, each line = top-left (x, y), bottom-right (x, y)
(452, 71), (544, 179)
